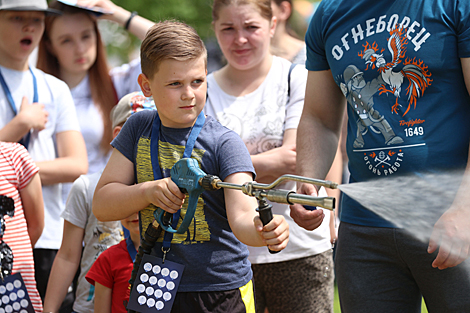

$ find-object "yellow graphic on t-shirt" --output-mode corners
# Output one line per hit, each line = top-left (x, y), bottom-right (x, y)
(135, 137), (210, 244)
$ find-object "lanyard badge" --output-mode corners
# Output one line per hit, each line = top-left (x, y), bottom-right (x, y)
(0, 273), (35, 313)
(127, 254), (184, 313)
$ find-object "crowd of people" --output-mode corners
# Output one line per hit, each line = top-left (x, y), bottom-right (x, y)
(0, 0), (469, 312)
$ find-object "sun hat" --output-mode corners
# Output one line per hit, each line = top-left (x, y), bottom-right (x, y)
(111, 91), (156, 129)
(0, 0), (61, 15)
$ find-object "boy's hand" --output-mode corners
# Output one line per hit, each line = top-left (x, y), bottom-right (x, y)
(146, 177), (185, 214)
(18, 97), (48, 131)
(254, 214), (289, 252)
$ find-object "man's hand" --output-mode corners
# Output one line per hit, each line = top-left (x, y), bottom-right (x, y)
(289, 183), (325, 231)
(428, 204), (470, 270)
(18, 97), (48, 131)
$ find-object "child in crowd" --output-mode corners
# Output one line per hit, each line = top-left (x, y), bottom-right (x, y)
(0, 0), (88, 302)
(43, 91), (157, 313)
(86, 211), (140, 313)
(36, 0), (154, 205)
(92, 20), (289, 312)
(0, 141), (44, 312)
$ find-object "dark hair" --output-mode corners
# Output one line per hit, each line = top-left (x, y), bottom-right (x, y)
(36, 1), (117, 152)
(140, 20), (207, 79)
(212, 0), (272, 22)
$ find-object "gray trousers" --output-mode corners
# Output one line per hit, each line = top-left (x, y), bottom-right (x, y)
(252, 251), (335, 313)
(335, 222), (470, 313)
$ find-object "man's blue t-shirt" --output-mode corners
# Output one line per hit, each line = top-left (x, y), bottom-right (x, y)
(306, 0), (470, 227)
(112, 111), (255, 292)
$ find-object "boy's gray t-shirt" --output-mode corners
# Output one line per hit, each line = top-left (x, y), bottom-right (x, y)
(112, 111), (256, 292)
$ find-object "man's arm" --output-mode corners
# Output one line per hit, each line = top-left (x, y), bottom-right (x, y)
(427, 57), (470, 269)
(35, 130), (88, 186)
(290, 70), (346, 230)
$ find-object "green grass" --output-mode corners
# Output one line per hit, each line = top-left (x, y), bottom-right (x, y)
(333, 284), (429, 313)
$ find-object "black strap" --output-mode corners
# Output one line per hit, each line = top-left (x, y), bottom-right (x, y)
(287, 63), (297, 99)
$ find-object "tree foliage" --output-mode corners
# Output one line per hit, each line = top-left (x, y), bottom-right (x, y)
(103, 0), (216, 63)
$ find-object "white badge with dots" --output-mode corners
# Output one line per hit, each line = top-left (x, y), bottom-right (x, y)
(127, 254), (184, 313)
(0, 273), (34, 313)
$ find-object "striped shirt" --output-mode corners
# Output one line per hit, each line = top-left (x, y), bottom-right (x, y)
(0, 142), (42, 312)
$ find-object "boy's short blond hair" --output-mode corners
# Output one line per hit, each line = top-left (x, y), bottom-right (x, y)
(140, 20), (207, 79)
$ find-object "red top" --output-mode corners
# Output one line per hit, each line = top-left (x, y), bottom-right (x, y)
(86, 240), (133, 313)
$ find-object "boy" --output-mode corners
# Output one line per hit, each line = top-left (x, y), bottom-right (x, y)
(93, 20), (289, 312)
(85, 211), (140, 313)
(0, 0), (88, 300)
(43, 91), (155, 313)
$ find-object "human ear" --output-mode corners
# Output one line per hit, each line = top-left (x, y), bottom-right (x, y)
(138, 73), (152, 97)
(279, 1), (292, 20)
(112, 126), (122, 139)
(270, 16), (277, 38)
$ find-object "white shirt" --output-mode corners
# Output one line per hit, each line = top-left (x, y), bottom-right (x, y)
(0, 65), (81, 249)
(205, 56), (332, 263)
(61, 58), (143, 203)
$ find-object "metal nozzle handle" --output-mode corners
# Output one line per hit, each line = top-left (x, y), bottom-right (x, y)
(286, 193), (335, 211)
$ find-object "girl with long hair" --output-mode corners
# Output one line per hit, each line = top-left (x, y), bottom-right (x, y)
(37, 0), (153, 201)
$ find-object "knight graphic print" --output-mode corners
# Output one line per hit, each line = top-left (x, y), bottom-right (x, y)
(337, 25), (432, 177)
(307, 0), (470, 184)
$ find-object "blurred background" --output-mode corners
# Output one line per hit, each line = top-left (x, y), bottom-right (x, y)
(99, 0), (321, 71)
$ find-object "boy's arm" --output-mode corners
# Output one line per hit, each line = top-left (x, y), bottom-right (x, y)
(93, 148), (185, 222)
(224, 172), (289, 252)
(43, 221), (85, 313)
(93, 283), (112, 313)
(35, 130), (88, 186)
(0, 97), (49, 142)
(19, 172), (44, 247)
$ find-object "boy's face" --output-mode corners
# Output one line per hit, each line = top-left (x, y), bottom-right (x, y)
(138, 55), (207, 128)
(0, 10), (45, 70)
(121, 212), (140, 237)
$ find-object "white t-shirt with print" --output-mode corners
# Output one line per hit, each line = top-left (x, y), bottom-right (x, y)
(205, 56), (332, 264)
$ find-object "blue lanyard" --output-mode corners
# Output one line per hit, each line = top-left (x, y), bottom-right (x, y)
(150, 111), (205, 252)
(126, 236), (137, 262)
(0, 67), (38, 149)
